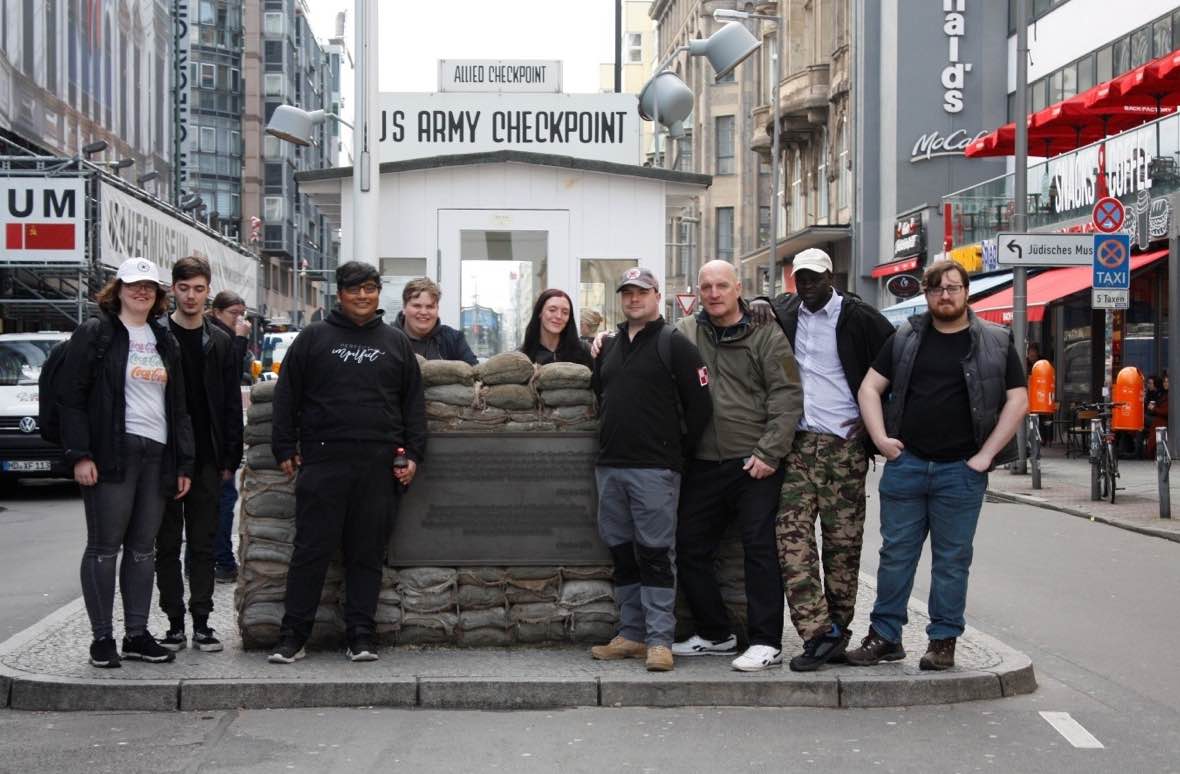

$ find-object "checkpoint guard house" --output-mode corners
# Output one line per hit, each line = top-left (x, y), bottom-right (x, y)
(296, 61), (711, 357)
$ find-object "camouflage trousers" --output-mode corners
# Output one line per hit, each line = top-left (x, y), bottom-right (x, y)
(776, 431), (869, 640)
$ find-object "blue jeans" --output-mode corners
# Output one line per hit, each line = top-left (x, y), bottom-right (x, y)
(214, 474), (238, 571)
(869, 450), (988, 643)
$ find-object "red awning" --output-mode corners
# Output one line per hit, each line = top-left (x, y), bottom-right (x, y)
(971, 248), (1168, 324)
(871, 257), (920, 278)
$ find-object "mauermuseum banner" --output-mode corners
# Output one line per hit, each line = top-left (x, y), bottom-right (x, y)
(99, 182), (258, 308)
(378, 92), (641, 165)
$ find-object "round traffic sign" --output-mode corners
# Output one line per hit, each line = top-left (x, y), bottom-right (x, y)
(1096, 237), (1127, 269)
(1092, 196), (1125, 233)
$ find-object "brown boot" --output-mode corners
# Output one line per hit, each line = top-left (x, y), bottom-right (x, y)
(844, 628), (906, 666)
(919, 638), (957, 671)
(591, 636), (646, 661)
(645, 644), (674, 672)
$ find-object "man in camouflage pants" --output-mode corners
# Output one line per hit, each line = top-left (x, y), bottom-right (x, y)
(764, 249), (894, 672)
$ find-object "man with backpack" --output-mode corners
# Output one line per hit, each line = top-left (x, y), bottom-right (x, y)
(589, 267), (712, 673)
(670, 260), (803, 672)
(155, 256), (243, 654)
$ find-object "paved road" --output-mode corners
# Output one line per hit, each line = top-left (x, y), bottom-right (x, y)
(2, 477), (1179, 772)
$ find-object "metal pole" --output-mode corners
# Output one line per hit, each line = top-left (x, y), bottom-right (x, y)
(1157, 427), (1172, 519)
(614, 0), (622, 93)
(1090, 416), (1102, 501)
(1169, 200), (1180, 456)
(766, 24), (780, 298)
(352, 0), (380, 264)
(1029, 414), (1042, 490)
(1012, 0), (1029, 475)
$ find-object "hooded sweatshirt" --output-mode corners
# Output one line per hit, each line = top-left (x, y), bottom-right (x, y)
(271, 309), (426, 465)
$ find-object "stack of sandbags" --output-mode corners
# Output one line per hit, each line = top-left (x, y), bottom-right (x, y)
(375, 567), (402, 644)
(396, 567), (458, 644)
(535, 363), (597, 431)
(504, 566), (564, 642)
(478, 352), (551, 432)
(456, 568), (512, 646)
(559, 573), (618, 642)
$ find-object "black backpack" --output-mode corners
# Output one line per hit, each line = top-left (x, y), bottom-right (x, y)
(38, 319), (114, 444)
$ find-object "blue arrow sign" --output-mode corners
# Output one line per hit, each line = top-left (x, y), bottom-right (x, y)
(1092, 233), (1130, 290)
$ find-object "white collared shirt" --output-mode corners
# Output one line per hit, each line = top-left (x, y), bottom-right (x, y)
(794, 290), (860, 438)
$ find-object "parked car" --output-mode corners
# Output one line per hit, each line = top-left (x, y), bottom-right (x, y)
(0, 331), (69, 483)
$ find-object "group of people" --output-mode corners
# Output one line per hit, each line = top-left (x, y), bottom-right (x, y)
(59, 249), (1028, 675)
(587, 252), (1027, 673)
(58, 256), (249, 668)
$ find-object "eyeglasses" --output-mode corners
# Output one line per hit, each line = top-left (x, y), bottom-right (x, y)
(925, 284), (965, 297)
(342, 283), (381, 296)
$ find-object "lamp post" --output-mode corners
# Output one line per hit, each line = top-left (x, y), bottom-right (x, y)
(714, 8), (781, 297)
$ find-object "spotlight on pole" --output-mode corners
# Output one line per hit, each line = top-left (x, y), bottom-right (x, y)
(82, 140), (108, 157)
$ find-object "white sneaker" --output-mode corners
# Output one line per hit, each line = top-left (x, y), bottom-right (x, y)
(671, 634), (738, 656)
(731, 644), (783, 672)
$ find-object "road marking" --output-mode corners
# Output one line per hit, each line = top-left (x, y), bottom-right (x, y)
(1039, 711), (1105, 748)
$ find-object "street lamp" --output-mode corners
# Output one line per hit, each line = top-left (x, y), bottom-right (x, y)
(106, 158), (134, 177)
(81, 140), (108, 158)
(137, 170), (160, 186)
(713, 8), (782, 297)
(180, 194), (204, 212)
(265, 105), (353, 146)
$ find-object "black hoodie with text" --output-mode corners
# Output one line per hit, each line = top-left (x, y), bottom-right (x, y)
(271, 309), (426, 465)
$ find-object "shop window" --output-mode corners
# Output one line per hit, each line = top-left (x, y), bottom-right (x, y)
(460, 230), (548, 358)
(580, 258), (638, 334)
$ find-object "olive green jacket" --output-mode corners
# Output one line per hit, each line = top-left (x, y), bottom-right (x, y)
(677, 308), (803, 466)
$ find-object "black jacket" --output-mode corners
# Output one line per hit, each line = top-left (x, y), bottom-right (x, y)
(522, 341), (593, 368)
(58, 312), (195, 494)
(393, 312), (478, 365)
(769, 290), (895, 455)
(170, 316), (243, 472)
(209, 314), (251, 384)
(591, 318), (713, 471)
(272, 309), (427, 465)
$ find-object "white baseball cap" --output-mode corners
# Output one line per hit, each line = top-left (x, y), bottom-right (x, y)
(116, 257), (165, 287)
(791, 248), (834, 276)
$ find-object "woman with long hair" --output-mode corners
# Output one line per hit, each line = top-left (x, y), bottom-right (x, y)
(58, 258), (195, 668)
(519, 288), (592, 368)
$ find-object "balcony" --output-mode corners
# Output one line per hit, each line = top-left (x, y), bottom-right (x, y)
(748, 64), (830, 155)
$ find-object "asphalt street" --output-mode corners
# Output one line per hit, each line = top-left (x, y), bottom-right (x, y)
(0, 475), (1177, 772)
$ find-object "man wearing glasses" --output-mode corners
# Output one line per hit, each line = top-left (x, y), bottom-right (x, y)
(268, 262), (426, 664)
(848, 261), (1027, 671)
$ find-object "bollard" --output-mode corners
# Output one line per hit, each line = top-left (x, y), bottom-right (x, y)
(1158, 427), (1172, 520)
(1028, 414), (1042, 490)
(1090, 417), (1102, 501)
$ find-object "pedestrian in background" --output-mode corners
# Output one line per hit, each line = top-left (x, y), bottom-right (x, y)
(155, 257), (243, 655)
(208, 290), (251, 584)
(58, 258), (194, 668)
(519, 288), (592, 367)
(590, 267), (712, 673)
(849, 261), (1027, 671)
(269, 262), (426, 665)
(393, 277), (478, 364)
(764, 248), (894, 672)
(671, 260), (802, 672)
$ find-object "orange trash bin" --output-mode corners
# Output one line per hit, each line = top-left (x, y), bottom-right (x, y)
(1111, 367), (1145, 432)
(1028, 359), (1057, 415)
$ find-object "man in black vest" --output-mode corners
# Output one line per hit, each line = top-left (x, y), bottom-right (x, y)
(848, 261), (1027, 671)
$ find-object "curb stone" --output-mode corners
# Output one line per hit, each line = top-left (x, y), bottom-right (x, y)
(987, 489), (1180, 544)
(418, 677), (598, 709)
(178, 678), (420, 711)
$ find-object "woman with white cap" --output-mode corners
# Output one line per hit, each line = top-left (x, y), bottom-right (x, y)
(56, 257), (195, 668)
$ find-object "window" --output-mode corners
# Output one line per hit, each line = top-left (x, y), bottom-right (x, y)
(761, 34), (773, 104)
(460, 230), (548, 357)
(264, 134), (281, 159)
(626, 32), (642, 64)
(1131, 27), (1150, 69)
(199, 126), (216, 153)
(1096, 45), (1113, 83)
(264, 73), (284, 97)
(1154, 16), (1173, 58)
(1076, 54), (1094, 94)
(715, 115), (735, 175)
(263, 12), (284, 37)
(230, 67), (240, 93)
(1113, 36), (1130, 75)
(674, 131), (693, 172)
(199, 0), (215, 25)
(229, 131), (240, 155)
(817, 130), (829, 222)
(264, 196), (285, 223)
(199, 62), (216, 89)
(790, 150), (803, 232)
(758, 206), (770, 245)
(715, 208), (734, 261)
(838, 123), (849, 210)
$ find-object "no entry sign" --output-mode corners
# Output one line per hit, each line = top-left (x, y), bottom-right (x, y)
(1092, 196), (1125, 234)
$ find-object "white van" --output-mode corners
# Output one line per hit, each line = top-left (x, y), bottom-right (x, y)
(0, 331), (70, 481)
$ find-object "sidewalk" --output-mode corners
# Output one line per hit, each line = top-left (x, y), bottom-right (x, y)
(0, 572), (1035, 712)
(986, 445), (1180, 542)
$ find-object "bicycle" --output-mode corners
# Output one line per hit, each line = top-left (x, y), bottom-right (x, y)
(1076, 401), (1124, 504)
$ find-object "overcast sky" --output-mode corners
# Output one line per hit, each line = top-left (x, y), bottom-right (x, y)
(306, 0), (620, 103)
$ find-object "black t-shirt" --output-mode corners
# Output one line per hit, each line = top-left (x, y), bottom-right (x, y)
(873, 326), (1025, 461)
(170, 321), (214, 464)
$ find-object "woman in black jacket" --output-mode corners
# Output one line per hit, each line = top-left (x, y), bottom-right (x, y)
(519, 289), (592, 368)
(58, 258), (195, 669)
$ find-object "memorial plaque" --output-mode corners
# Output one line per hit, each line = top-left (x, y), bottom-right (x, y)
(387, 433), (608, 566)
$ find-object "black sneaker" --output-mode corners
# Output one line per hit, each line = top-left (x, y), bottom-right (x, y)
(192, 627), (224, 653)
(160, 627), (187, 652)
(268, 638), (306, 664)
(844, 628), (906, 667)
(89, 638), (121, 668)
(826, 629), (853, 664)
(346, 636), (379, 662)
(789, 628), (847, 672)
(214, 566), (238, 584)
(121, 632), (176, 663)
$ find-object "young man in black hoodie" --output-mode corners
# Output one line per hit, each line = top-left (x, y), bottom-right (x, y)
(268, 262), (426, 664)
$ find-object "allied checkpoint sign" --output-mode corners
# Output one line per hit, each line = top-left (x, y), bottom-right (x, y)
(1092, 233), (1131, 310)
(378, 92), (641, 165)
(0, 178), (86, 264)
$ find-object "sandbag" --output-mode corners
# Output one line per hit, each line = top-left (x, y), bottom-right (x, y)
(565, 601), (618, 623)
(246, 402), (273, 423)
(245, 444), (280, 471)
(421, 359), (476, 387)
(426, 402), (464, 420)
(243, 538), (293, 565)
(546, 406), (596, 421)
(397, 567), (457, 590)
(539, 388), (595, 407)
(458, 584), (507, 609)
(243, 422), (272, 446)
(515, 620), (567, 643)
(241, 489), (295, 519)
(483, 384), (537, 411)
(457, 567), (507, 586)
(504, 421), (557, 432)
(424, 384), (477, 406)
(251, 380), (277, 403)
(509, 602), (565, 623)
(561, 566), (613, 581)
(505, 577), (559, 604)
(400, 588), (456, 614)
(535, 362), (592, 391)
(457, 627), (515, 646)
(475, 351), (534, 385)
(559, 580), (614, 607)
(568, 620), (616, 643)
(239, 601), (284, 628)
(242, 517), (295, 544)
(506, 566), (562, 581)
(459, 607), (510, 630)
